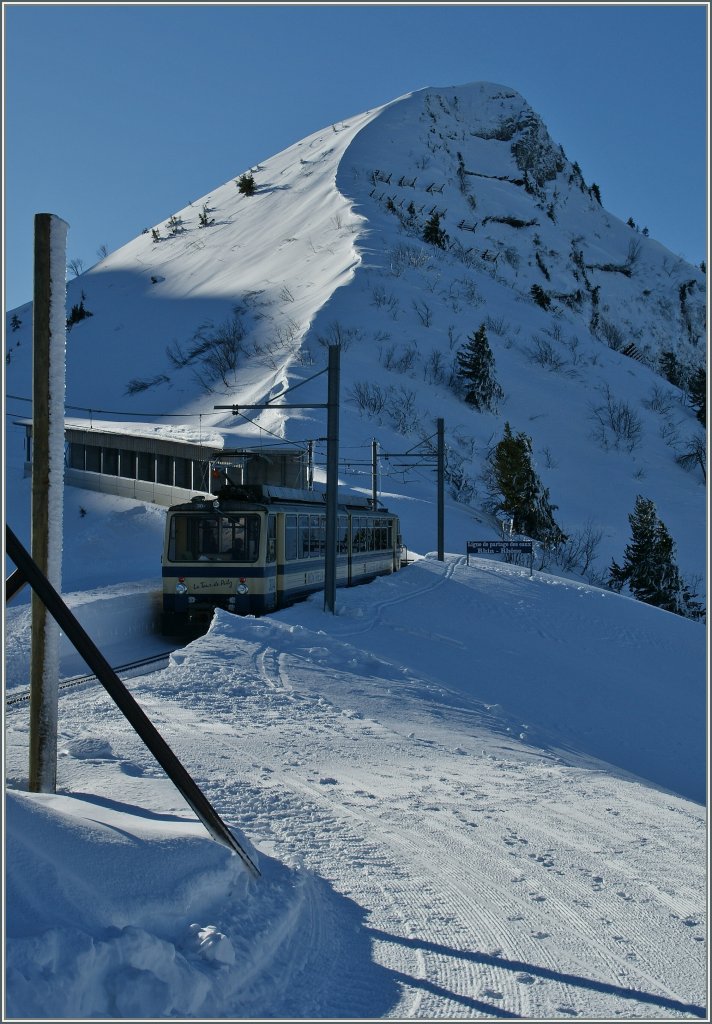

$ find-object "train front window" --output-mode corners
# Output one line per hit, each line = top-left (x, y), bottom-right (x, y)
(168, 514), (261, 562)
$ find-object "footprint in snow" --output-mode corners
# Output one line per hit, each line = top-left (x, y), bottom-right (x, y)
(482, 988), (504, 1000)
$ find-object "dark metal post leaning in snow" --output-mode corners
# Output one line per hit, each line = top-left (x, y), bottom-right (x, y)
(323, 345), (340, 614)
(29, 212), (69, 794)
(437, 417), (445, 561)
(7, 526), (261, 878)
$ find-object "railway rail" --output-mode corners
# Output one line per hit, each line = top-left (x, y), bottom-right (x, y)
(5, 651), (175, 709)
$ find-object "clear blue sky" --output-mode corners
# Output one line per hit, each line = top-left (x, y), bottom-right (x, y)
(3, 2), (708, 312)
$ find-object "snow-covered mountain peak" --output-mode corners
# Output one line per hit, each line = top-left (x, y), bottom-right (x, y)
(4, 80), (706, 594)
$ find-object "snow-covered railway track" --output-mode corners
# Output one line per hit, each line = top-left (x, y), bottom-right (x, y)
(5, 651), (175, 709)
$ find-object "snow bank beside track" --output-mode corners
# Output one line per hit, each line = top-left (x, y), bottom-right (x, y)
(4, 580), (164, 689)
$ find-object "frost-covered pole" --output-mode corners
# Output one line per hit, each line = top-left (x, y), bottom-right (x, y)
(29, 212), (69, 794)
(437, 418), (445, 561)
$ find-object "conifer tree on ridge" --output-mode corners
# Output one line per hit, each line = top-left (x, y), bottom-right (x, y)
(608, 495), (704, 619)
(487, 422), (566, 546)
(455, 324), (504, 412)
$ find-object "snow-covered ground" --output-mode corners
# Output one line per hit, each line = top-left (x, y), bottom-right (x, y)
(4, 541), (707, 1018)
(3, 80), (708, 1019)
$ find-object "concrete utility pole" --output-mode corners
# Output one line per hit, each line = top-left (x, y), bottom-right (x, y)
(378, 422), (446, 559)
(29, 212), (69, 793)
(323, 345), (340, 613)
(215, 344), (341, 613)
(371, 438), (379, 509)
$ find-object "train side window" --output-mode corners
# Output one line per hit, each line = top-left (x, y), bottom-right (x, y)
(338, 516), (349, 553)
(353, 517), (366, 553)
(285, 515), (298, 560)
(299, 515), (309, 558)
(244, 516), (261, 561)
(267, 515), (276, 563)
(309, 515), (322, 557)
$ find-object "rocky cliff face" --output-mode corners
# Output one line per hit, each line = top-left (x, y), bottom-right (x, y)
(336, 82), (705, 374)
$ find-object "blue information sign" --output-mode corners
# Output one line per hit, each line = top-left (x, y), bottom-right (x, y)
(466, 539), (534, 574)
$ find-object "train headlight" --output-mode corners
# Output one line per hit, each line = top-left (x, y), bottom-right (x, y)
(237, 582), (249, 595)
(175, 581), (188, 594)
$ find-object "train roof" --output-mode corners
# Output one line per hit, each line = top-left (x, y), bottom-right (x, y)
(167, 484), (394, 515)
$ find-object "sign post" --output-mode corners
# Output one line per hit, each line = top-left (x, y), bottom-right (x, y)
(466, 539), (534, 576)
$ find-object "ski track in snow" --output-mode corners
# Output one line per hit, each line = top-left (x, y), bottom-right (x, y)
(88, 678), (708, 1017)
(6, 557), (703, 1019)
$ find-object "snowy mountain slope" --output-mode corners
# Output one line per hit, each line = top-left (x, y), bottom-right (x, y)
(4, 82), (705, 598)
(3, 80), (708, 1021)
(4, 81), (706, 593)
(5, 102), (382, 414)
(4, 557), (707, 1018)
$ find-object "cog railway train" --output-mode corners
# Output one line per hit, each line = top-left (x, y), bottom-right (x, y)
(161, 483), (403, 634)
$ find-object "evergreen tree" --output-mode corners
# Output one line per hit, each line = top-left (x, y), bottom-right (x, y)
(66, 296), (93, 331)
(237, 173), (256, 196)
(166, 215), (184, 236)
(688, 365), (707, 427)
(659, 349), (683, 388)
(423, 211), (448, 249)
(530, 283), (551, 310)
(488, 422), (566, 545)
(455, 324), (503, 412)
(609, 495), (704, 618)
(198, 203), (215, 228)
